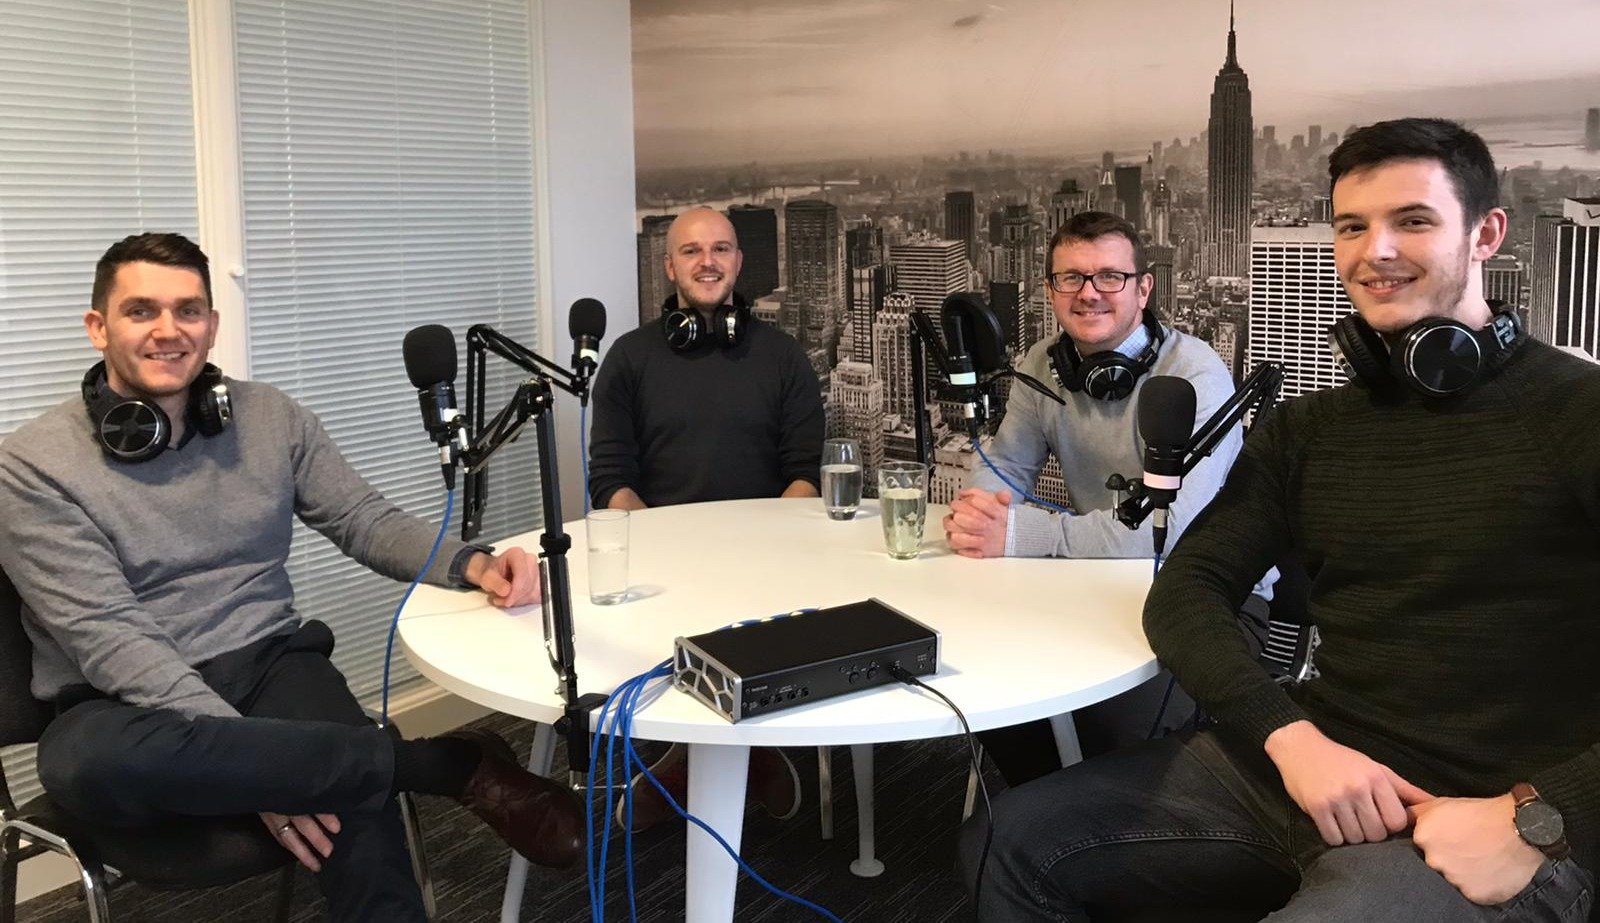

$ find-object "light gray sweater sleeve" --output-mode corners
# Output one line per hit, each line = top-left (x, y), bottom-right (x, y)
(0, 449), (239, 718)
(284, 398), (468, 586)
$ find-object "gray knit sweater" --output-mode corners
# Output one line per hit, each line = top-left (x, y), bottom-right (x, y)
(974, 324), (1261, 568)
(0, 380), (474, 718)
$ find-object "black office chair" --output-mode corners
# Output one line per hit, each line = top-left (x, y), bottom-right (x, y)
(0, 566), (435, 922)
(1259, 557), (1319, 685)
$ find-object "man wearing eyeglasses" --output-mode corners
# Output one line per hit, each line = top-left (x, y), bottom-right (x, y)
(944, 210), (1273, 785)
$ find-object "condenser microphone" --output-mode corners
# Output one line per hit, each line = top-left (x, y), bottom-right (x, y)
(1137, 375), (1196, 556)
(569, 298), (606, 390)
(940, 294), (983, 436)
(402, 324), (469, 490)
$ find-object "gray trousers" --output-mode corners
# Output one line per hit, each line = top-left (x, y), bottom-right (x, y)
(958, 730), (1593, 922)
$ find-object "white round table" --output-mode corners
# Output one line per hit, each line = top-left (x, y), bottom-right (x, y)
(400, 497), (1157, 921)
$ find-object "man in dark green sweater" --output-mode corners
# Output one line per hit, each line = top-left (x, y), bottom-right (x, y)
(959, 119), (1600, 921)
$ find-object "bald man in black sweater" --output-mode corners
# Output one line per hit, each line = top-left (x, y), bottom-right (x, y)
(589, 207), (822, 511)
(961, 120), (1600, 921)
(588, 207), (823, 831)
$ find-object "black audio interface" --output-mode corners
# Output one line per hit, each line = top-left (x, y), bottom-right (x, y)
(672, 598), (941, 723)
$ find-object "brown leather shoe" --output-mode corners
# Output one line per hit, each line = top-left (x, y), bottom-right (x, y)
(446, 729), (583, 868)
(618, 743), (800, 833)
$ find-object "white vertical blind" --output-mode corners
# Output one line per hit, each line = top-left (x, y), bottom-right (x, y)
(0, 0), (198, 431)
(0, 0), (198, 806)
(234, 0), (544, 699)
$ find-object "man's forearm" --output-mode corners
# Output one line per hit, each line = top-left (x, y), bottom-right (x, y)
(608, 487), (647, 510)
(781, 479), (818, 499)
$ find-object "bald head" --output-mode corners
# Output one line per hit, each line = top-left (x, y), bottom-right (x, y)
(664, 207), (743, 312)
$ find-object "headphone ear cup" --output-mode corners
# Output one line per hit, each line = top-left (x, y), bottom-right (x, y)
(190, 364), (231, 437)
(662, 307), (703, 352)
(1046, 337), (1080, 393)
(1080, 356), (1142, 401)
(1392, 318), (1483, 397)
(82, 361), (170, 462)
(98, 401), (171, 461)
(713, 306), (748, 349)
(1329, 314), (1391, 389)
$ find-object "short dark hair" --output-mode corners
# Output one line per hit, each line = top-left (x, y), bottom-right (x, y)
(1045, 211), (1147, 278)
(91, 232), (213, 313)
(1328, 118), (1499, 223)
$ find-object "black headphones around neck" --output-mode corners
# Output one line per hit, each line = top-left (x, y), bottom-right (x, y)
(1047, 309), (1167, 402)
(660, 293), (751, 352)
(81, 361), (232, 462)
(1328, 305), (1524, 398)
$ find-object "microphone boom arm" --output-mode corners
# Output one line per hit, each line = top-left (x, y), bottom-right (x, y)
(460, 323), (605, 787)
(1111, 362), (1285, 531)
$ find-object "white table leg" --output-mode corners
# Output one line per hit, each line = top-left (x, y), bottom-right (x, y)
(817, 745), (834, 840)
(1049, 712), (1083, 768)
(686, 742), (750, 923)
(849, 743), (885, 877)
(500, 723), (558, 923)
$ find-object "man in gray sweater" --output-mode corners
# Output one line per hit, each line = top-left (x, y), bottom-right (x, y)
(0, 233), (582, 921)
(944, 211), (1274, 784)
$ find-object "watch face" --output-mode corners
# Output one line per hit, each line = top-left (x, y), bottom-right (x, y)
(1516, 800), (1565, 848)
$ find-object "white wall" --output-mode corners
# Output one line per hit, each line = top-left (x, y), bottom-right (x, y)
(534, 0), (638, 518)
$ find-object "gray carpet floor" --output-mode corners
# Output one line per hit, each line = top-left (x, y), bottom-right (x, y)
(15, 712), (992, 921)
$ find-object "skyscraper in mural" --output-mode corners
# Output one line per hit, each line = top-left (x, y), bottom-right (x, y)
(888, 237), (966, 316)
(785, 199), (844, 364)
(1114, 164), (1143, 232)
(1048, 179), (1087, 237)
(846, 223), (887, 364)
(827, 360), (886, 485)
(1533, 198), (1600, 360)
(727, 204), (778, 303)
(636, 214), (674, 325)
(1246, 224), (1351, 400)
(945, 190), (977, 268)
(1206, 2), (1254, 278)
(873, 292), (918, 423)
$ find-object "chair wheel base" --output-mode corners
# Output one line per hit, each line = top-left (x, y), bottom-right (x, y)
(849, 858), (885, 878)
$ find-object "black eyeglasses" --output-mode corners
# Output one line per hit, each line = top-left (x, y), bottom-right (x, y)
(1047, 270), (1143, 294)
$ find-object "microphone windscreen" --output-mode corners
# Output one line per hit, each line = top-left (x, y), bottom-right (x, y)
(941, 291), (1006, 374)
(569, 298), (607, 341)
(403, 324), (458, 388)
(1138, 375), (1197, 447)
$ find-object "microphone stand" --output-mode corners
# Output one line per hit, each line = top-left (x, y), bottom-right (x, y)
(908, 312), (940, 469)
(461, 323), (606, 786)
(908, 312), (1063, 463)
(1108, 362), (1285, 544)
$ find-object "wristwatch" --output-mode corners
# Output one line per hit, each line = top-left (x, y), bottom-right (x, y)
(1511, 782), (1570, 860)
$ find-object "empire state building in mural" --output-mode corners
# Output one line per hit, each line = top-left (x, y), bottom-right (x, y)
(1206, 3), (1254, 278)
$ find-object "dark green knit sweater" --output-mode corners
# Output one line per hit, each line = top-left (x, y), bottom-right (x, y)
(1145, 337), (1600, 868)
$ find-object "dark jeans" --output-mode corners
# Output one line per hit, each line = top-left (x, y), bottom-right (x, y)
(979, 594), (1271, 789)
(37, 622), (426, 922)
(958, 730), (1594, 922)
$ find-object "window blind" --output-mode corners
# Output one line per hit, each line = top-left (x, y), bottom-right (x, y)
(234, 0), (545, 702)
(0, 0), (198, 808)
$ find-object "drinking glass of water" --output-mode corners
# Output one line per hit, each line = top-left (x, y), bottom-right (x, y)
(877, 461), (927, 560)
(585, 509), (629, 604)
(821, 438), (864, 520)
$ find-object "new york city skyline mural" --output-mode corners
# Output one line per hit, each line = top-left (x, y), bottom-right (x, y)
(631, 0), (1600, 506)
